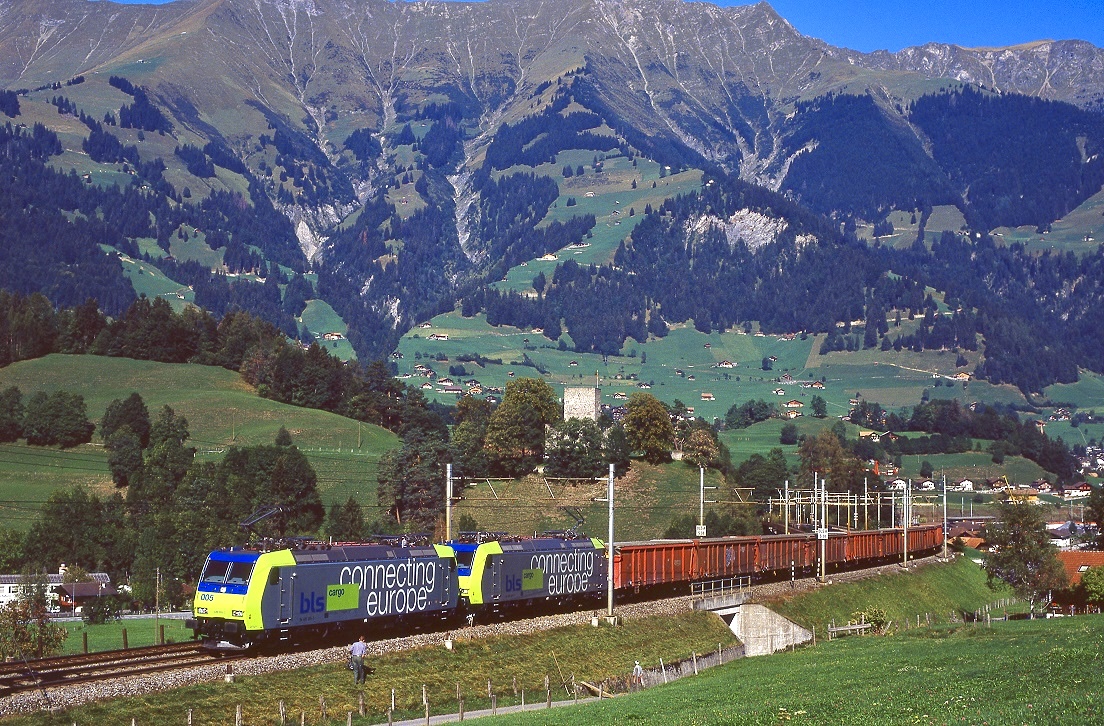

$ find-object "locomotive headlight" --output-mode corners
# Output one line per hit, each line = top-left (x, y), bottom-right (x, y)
(232, 610), (244, 618)
(196, 607), (208, 615)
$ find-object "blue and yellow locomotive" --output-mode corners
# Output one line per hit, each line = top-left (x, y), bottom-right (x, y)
(189, 532), (607, 649)
(187, 539), (458, 650)
(450, 533), (606, 611)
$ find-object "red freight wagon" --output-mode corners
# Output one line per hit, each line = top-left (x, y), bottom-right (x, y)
(613, 525), (943, 590)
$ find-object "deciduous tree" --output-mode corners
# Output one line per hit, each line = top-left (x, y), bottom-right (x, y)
(545, 418), (605, 479)
(325, 496), (366, 541)
(0, 386), (23, 442)
(983, 500), (1068, 615)
(100, 392), (151, 448)
(810, 395), (827, 418)
(105, 426), (143, 487)
(797, 429), (863, 492)
(1081, 566), (1104, 607)
(1088, 485), (1104, 550)
(22, 391), (94, 448)
(483, 377), (560, 477)
(624, 392), (674, 464)
(377, 430), (452, 531)
(682, 429), (720, 470)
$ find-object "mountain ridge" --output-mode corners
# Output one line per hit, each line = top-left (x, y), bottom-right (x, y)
(2, 0), (1104, 390)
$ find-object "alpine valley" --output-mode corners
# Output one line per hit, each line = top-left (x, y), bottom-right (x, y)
(3, 0), (1104, 397)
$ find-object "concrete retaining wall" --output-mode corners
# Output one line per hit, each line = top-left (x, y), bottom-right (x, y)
(717, 604), (812, 656)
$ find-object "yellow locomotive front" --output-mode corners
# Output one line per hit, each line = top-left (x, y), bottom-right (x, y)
(187, 549), (291, 649)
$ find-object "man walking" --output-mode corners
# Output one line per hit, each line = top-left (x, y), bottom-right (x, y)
(349, 635), (368, 686)
(632, 660), (644, 690)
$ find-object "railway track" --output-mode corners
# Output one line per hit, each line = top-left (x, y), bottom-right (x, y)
(0, 641), (243, 697)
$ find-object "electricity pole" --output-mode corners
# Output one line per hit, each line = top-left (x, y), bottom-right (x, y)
(942, 474), (948, 559)
(698, 467), (716, 537)
(445, 463), (453, 541)
(784, 479), (789, 534)
(607, 463), (614, 619)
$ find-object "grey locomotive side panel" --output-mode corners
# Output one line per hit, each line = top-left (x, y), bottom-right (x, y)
(484, 544), (606, 603)
(262, 559), (456, 629)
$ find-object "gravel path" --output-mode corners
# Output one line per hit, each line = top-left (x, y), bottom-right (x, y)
(0, 554), (946, 717)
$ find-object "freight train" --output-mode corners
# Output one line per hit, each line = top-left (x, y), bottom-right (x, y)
(187, 525), (943, 650)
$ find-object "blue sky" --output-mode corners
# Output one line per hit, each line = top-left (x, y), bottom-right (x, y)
(110, 0), (1104, 53)
(726, 1), (1104, 52)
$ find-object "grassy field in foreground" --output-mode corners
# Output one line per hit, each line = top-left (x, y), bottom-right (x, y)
(490, 615), (1104, 726)
(5, 612), (737, 726)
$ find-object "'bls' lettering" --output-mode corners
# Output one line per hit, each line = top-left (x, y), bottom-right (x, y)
(299, 591), (325, 614)
(504, 574), (522, 593)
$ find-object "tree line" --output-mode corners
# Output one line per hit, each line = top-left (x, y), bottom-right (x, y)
(0, 392), (340, 610)
(0, 291), (443, 438)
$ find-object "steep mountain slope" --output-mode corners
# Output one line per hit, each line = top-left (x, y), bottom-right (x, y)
(1, 0), (1104, 392)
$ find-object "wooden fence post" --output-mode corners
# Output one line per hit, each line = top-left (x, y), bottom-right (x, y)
(82, 632), (88, 654)
(423, 700), (429, 726)
(159, 624), (165, 645)
(546, 688), (551, 708)
(300, 712), (305, 726)
(347, 711), (353, 726)
(358, 691), (365, 716)
(279, 700), (286, 726)
(235, 705), (242, 726)
(459, 695), (464, 721)
(122, 628), (128, 649)
(187, 709), (193, 726)
(319, 695), (327, 720)
(491, 695), (497, 715)
(692, 652), (698, 675)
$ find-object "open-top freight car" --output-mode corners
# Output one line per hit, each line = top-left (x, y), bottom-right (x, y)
(612, 524), (943, 594)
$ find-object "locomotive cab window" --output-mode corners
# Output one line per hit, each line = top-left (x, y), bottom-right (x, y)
(226, 561), (254, 585)
(200, 559), (229, 583)
(454, 550), (475, 569)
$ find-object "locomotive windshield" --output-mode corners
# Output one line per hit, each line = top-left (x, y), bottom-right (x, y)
(226, 561), (254, 585)
(200, 558), (255, 584)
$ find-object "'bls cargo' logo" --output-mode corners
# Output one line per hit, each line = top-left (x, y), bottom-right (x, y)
(299, 591), (325, 613)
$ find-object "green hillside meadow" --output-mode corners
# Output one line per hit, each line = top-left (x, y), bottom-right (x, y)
(0, 355), (397, 529)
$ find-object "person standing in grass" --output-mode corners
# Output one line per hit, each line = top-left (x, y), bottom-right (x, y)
(632, 660), (644, 690)
(349, 635), (368, 686)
